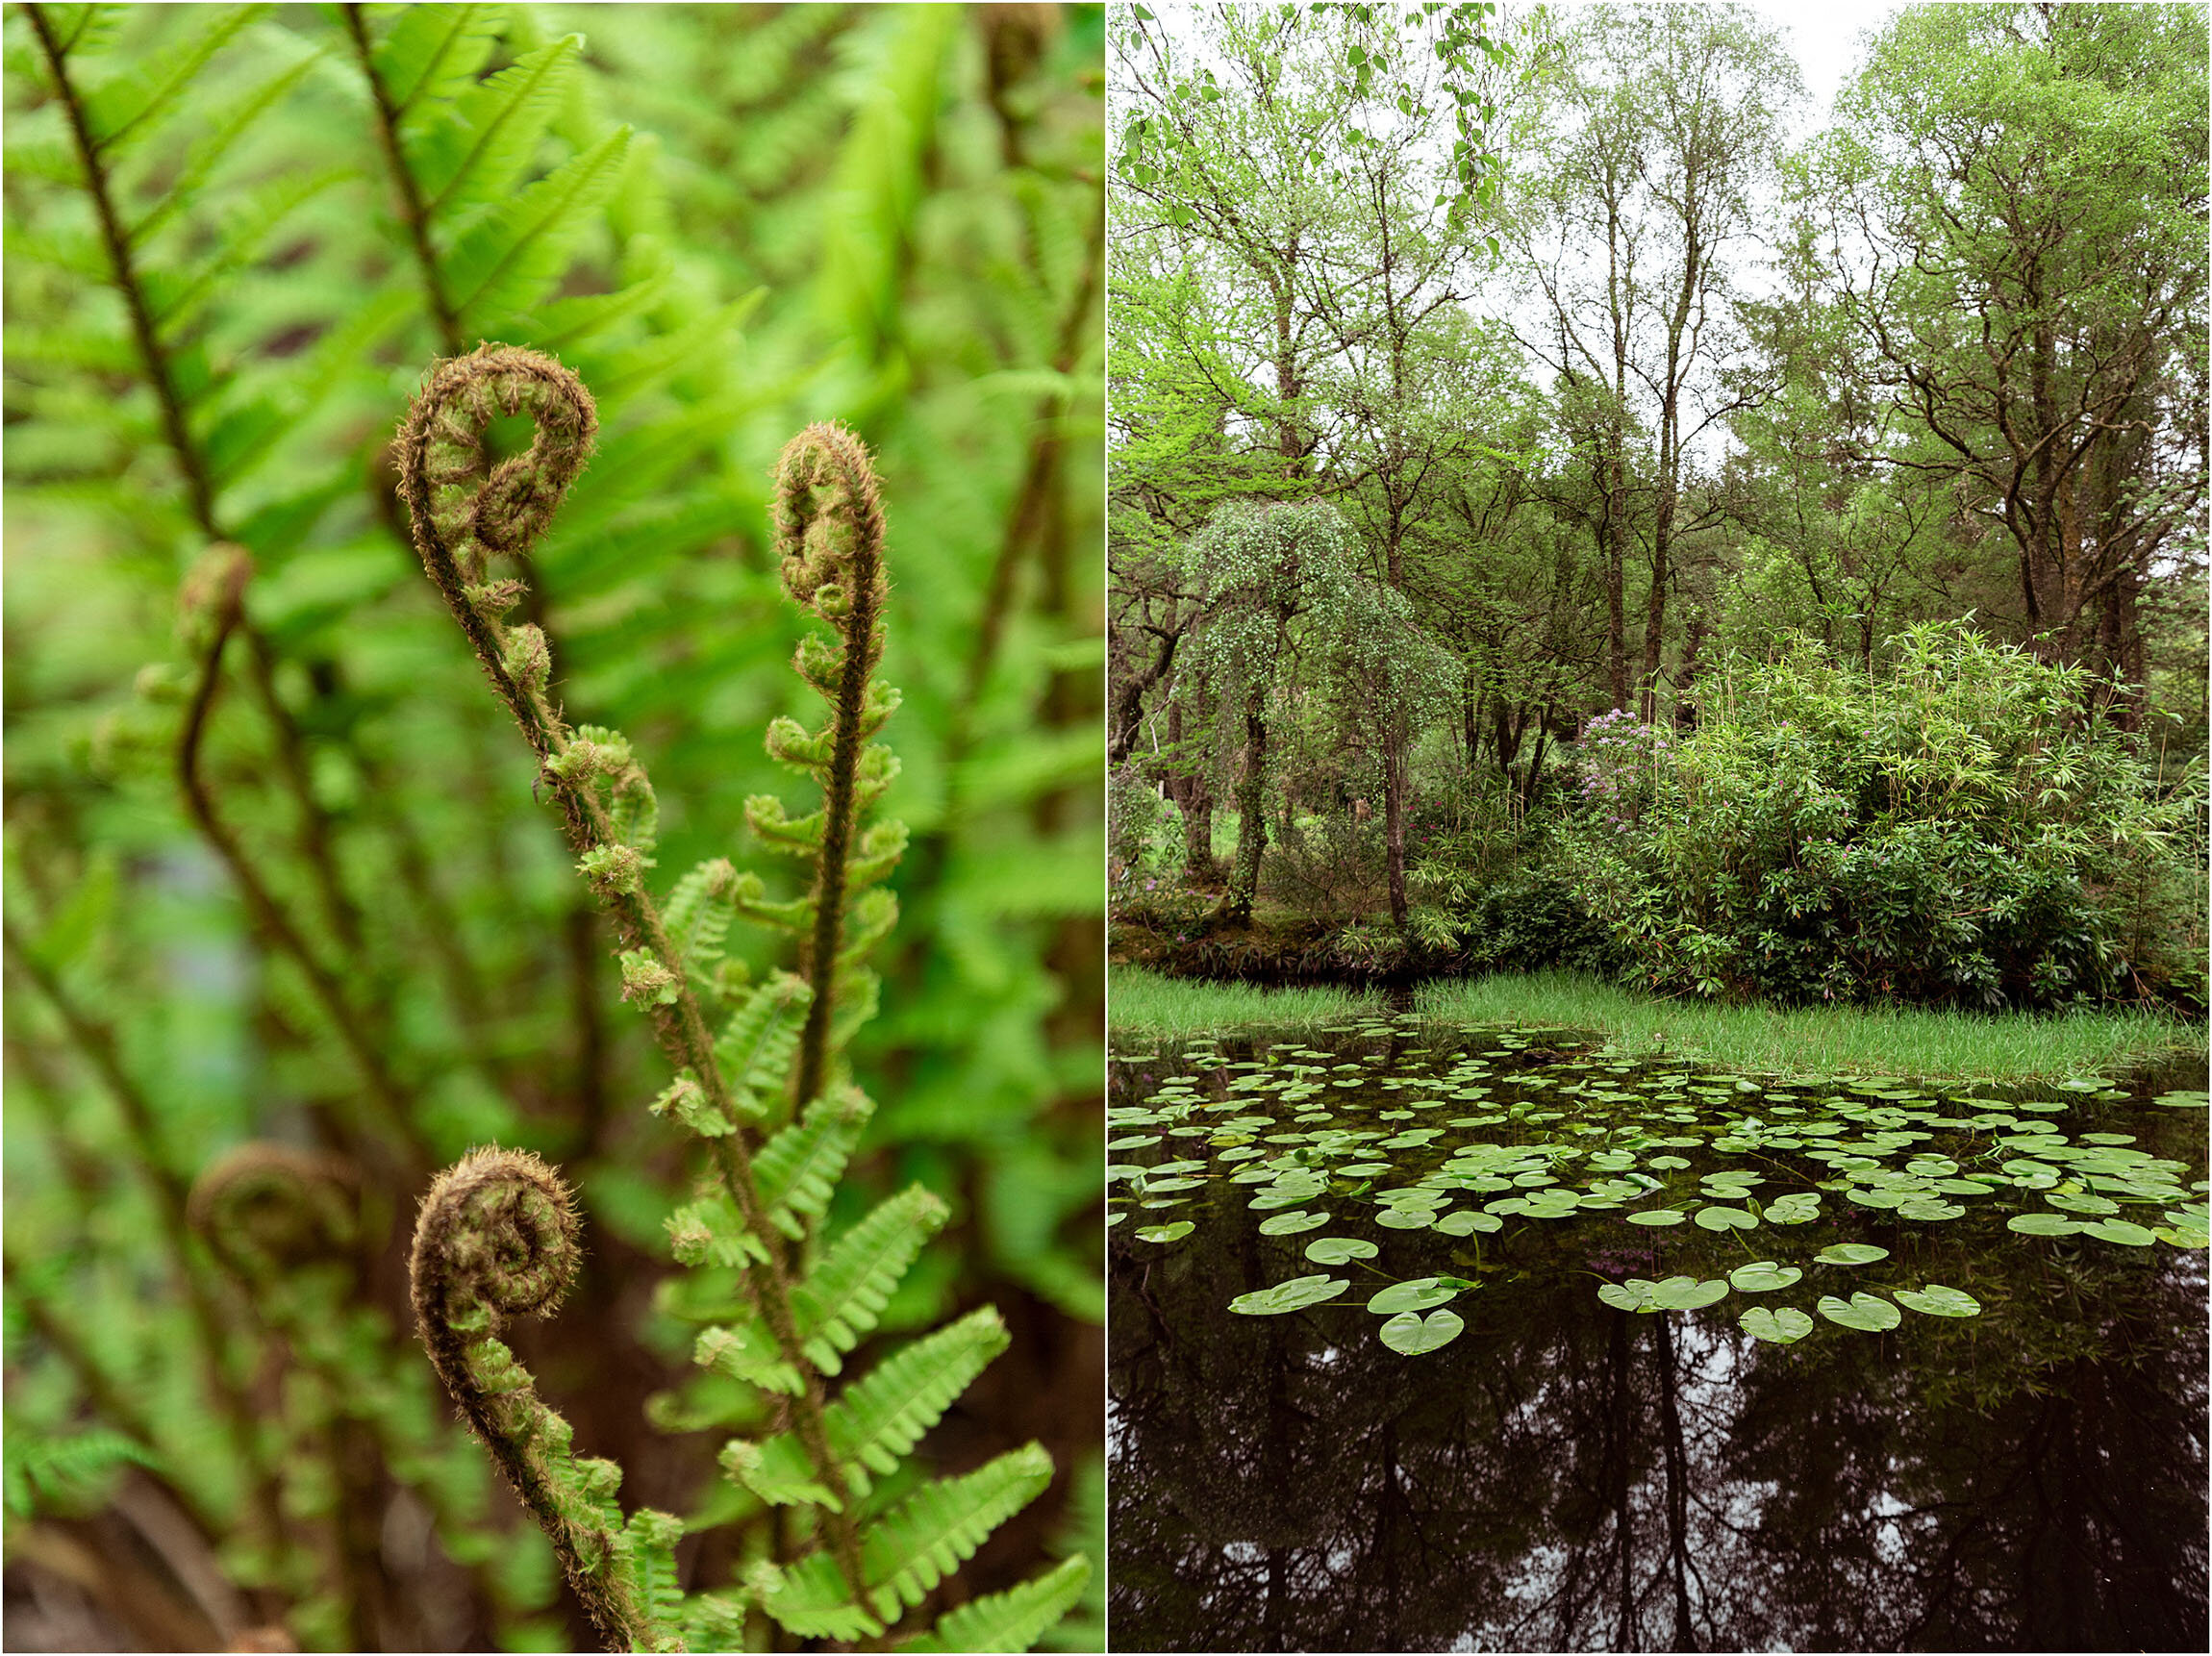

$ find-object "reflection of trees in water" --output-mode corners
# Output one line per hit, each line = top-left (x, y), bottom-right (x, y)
(1109, 1203), (2208, 1652)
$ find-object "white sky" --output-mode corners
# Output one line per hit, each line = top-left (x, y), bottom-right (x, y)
(1733, 0), (1905, 130)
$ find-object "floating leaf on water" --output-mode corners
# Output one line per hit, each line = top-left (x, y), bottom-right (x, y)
(1813, 1243), (1889, 1266)
(1695, 1205), (1757, 1232)
(1228, 1275), (1347, 1316)
(1379, 1308), (1465, 1355)
(1625, 1209), (1685, 1227)
(2153, 1090), (2209, 1109)
(2007, 1213), (2084, 1237)
(1133, 1221), (1194, 1243)
(1895, 1284), (1980, 1317)
(2155, 1224), (2210, 1249)
(1598, 1276), (1727, 1314)
(1367, 1278), (1458, 1316)
(2044, 1192), (2119, 1216)
(1895, 1198), (1967, 1222)
(1740, 1306), (1815, 1344)
(1817, 1292), (1901, 1332)
(1107, 1211), (1126, 1226)
(1764, 1192), (1822, 1224)
(1257, 1210), (1329, 1236)
(1376, 1208), (1437, 1231)
(1729, 1262), (1803, 1292)
(1304, 1236), (1378, 1265)
(1144, 1175), (1205, 1192)
(2082, 1218), (2155, 1246)
(1435, 1210), (1501, 1236)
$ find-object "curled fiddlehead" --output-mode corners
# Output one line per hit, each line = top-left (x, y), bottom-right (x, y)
(394, 344), (597, 757)
(410, 1148), (669, 1652)
(189, 1142), (361, 1286)
(395, 350), (1069, 1646)
(760, 424), (907, 1109)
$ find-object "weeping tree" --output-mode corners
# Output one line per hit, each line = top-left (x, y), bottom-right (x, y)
(1314, 586), (1461, 928)
(1176, 498), (1432, 925)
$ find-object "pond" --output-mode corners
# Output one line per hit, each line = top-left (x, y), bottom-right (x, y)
(1107, 1012), (2209, 1652)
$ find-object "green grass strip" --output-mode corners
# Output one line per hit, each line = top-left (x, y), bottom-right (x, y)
(1108, 966), (1386, 1039)
(1415, 970), (2200, 1082)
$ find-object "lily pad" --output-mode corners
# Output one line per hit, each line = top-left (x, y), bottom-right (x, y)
(1434, 1210), (1501, 1236)
(2007, 1213), (2084, 1237)
(1739, 1306), (1815, 1344)
(1894, 1284), (1981, 1317)
(1378, 1308), (1465, 1355)
(1376, 1207), (1439, 1230)
(1813, 1242), (1890, 1266)
(1695, 1205), (1757, 1232)
(1728, 1261), (1803, 1292)
(1625, 1208), (1685, 1227)
(1228, 1275), (1347, 1316)
(1304, 1236), (1379, 1266)
(1257, 1210), (1329, 1236)
(1597, 1275), (1728, 1314)
(1133, 1221), (1194, 1243)
(1763, 1192), (1822, 1224)
(1817, 1292), (1901, 1332)
(1368, 1277), (1459, 1316)
(2082, 1217), (2155, 1246)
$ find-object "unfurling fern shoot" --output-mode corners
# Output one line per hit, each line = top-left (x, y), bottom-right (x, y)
(395, 346), (1087, 1652)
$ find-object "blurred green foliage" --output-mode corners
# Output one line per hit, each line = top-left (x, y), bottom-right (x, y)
(1, 4), (1104, 1648)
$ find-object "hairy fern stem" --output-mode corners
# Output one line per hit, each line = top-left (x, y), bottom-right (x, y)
(397, 347), (869, 1606)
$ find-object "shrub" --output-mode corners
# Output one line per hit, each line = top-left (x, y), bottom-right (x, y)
(1562, 622), (2203, 1008)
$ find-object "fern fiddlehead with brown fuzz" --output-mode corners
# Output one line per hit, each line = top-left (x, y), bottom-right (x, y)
(411, 1148), (675, 1653)
(396, 345), (1084, 1651)
(759, 424), (906, 1111)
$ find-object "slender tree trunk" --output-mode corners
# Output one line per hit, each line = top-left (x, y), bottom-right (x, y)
(1225, 688), (1269, 924)
(1383, 733), (1408, 930)
(1604, 439), (1630, 711)
(1165, 697), (1219, 883)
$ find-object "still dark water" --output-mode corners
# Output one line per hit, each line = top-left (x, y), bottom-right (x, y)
(1107, 1017), (2209, 1653)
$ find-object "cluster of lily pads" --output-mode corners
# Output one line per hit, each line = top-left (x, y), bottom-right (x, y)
(1109, 1013), (2210, 1356)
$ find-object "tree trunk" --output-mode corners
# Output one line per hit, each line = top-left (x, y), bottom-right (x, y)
(1383, 734), (1408, 930)
(1604, 437), (1630, 711)
(1224, 688), (1269, 924)
(1165, 697), (1219, 883)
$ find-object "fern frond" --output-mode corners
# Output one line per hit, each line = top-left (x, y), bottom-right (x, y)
(124, 50), (318, 247)
(744, 792), (827, 857)
(445, 124), (632, 328)
(615, 1507), (686, 1650)
(676, 1589), (750, 1652)
(409, 34), (582, 220)
(905, 1555), (1094, 1653)
(724, 1305), (1009, 1513)
(761, 1443), (1054, 1633)
(753, 1084), (873, 1238)
(828, 1309), (1010, 1493)
(662, 858), (737, 979)
(692, 1321), (803, 1398)
(790, 1185), (949, 1374)
(371, 0), (505, 119)
(713, 970), (812, 1121)
(75, 3), (262, 156)
(2, 1424), (161, 1518)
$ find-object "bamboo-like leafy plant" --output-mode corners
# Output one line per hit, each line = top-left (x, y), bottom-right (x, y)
(393, 343), (1088, 1652)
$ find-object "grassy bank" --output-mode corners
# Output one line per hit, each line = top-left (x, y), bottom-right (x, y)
(1416, 970), (2203, 1082)
(1109, 966), (1387, 1039)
